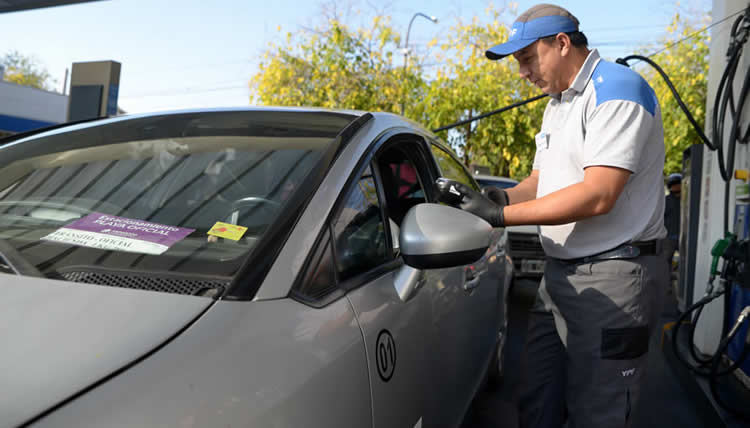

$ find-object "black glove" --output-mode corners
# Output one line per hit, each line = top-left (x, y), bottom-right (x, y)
(435, 178), (505, 227)
(482, 186), (509, 206)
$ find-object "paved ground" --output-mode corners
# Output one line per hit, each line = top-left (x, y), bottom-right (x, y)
(461, 278), (711, 428)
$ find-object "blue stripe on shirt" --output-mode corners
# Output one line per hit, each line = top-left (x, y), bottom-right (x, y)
(592, 61), (657, 116)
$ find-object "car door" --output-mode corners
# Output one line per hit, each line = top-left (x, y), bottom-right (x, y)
(320, 156), (429, 428)
(344, 133), (497, 428)
(427, 142), (506, 415)
(374, 139), (481, 426)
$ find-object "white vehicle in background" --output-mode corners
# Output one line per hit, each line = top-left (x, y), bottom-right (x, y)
(474, 175), (546, 283)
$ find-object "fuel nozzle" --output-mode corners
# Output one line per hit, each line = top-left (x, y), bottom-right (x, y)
(710, 233), (735, 281)
(435, 177), (466, 206)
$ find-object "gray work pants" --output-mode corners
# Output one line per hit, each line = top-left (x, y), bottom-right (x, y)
(519, 249), (668, 428)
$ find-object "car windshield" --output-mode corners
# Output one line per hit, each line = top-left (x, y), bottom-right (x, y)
(0, 111), (351, 295)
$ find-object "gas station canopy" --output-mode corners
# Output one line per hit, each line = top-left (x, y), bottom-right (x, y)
(0, 0), (102, 13)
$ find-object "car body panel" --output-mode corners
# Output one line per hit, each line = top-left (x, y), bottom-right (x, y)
(421, 239), (503, 427)
(346, 266), (432, 428)
(33, 298), (372, 428)
(0, 274), (212, 428)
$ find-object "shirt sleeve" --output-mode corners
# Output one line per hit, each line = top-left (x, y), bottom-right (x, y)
(582, 100), (656, 173)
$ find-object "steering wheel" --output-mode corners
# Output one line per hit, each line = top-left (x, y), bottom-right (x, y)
(225, 196), (281, 225)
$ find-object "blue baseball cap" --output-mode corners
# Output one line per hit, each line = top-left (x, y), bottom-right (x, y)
(666, 173), (682, 187)
(486, 4), (580, 60)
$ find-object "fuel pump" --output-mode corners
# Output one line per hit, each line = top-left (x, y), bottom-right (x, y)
(708, 235), (750, 418)
(726, 180), (750, 381)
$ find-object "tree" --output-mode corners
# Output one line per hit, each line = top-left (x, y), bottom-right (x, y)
(251, 5), (545, 180)
(250, 13), (426, 114)
(420, 7), (546, 179)
(1, 51), (54, 91)
(638, 11), (710, 175)
(250, 3), (710, 180)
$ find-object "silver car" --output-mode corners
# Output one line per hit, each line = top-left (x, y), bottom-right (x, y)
(0, 108), (510, 428)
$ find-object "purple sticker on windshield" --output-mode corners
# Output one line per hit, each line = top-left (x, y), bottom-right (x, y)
(41, 213), (195, 255)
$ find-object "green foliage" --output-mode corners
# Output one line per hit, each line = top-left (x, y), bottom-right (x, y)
(639, 12), (710, 175)
(418, 8), (545, 179)
(1, 51), (53, 90)
(250, 4), (710, 180)
(251, 15), (424, 113)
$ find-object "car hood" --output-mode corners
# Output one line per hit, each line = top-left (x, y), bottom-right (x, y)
(0, 274), (214, 428)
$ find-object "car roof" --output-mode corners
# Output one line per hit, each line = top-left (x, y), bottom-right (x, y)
(1, 106), (368, 147)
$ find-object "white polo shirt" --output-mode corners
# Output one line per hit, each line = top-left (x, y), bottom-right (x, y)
(532, 49), (667, 259)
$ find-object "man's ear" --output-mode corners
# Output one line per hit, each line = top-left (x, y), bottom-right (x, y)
(557, 32), (572, 56)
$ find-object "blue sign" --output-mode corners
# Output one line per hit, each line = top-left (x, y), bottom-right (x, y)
(107, 84), (119, 116)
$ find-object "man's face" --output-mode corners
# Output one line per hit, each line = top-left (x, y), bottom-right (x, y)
(512, 36), (566, 94)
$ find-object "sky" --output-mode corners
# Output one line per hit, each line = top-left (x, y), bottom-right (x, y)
(1, 0), (711, 114)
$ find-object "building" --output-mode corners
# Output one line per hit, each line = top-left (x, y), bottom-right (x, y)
(0, 78), (68, 138)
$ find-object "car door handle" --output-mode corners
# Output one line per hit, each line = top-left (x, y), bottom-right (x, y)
(463, 266), (484, 291)
(463, 277), (481, 291)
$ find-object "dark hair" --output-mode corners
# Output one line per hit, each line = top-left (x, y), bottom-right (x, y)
(540, 31), (588, 47)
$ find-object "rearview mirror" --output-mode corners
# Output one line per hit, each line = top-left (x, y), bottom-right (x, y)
(400, 203), (491, 269)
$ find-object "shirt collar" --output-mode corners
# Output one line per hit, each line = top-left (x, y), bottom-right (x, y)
(568, 49), (601, 94)
(551, 49), (601, 100)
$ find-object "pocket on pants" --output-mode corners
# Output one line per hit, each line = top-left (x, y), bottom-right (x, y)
(601, 326), (649, 360)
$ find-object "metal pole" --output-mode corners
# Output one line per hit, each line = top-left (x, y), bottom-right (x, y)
(62, 68), (68, 95)
(401, 12), (437, 116)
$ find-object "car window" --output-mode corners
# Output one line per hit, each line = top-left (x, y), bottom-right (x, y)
(295, 225), (337, 301)
(332, 165), (389, 282)
(0, 134), (332, 286)
(430, 145), (480, 192)
(375, 147), (427, 227)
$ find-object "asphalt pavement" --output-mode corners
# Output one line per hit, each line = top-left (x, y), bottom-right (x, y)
(461, 278), (712, 428)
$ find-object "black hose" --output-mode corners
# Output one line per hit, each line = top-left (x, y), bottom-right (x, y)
(727, 61), (750, 154)
(617, 10), (749, 189)
(670, 290), (741, 376)
(431, 93), (548, 133)
(616, 35), (746, 187)
(709, 310), (750, 421)
(688, 304), (714, 366)
(615, 54), (713, 148)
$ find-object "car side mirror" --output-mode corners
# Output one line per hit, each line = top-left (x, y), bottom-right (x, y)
(399, 203), (491, 269)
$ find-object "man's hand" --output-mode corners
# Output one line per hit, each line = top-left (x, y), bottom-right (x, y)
(482, 186), (509, 206)
(435, 178), (506, 227)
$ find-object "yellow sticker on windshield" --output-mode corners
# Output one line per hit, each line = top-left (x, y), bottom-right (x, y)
(207, 222), (248, 241)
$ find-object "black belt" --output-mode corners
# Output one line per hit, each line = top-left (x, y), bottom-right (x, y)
(560, 240), (660, 264)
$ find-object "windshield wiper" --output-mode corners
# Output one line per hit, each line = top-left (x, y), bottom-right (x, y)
(0, 239), (44, 277)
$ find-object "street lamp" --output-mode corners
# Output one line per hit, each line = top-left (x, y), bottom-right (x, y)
(401, 12), (438, 115)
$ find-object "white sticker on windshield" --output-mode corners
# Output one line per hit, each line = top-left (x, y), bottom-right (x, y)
(41, 213), (195, 255)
